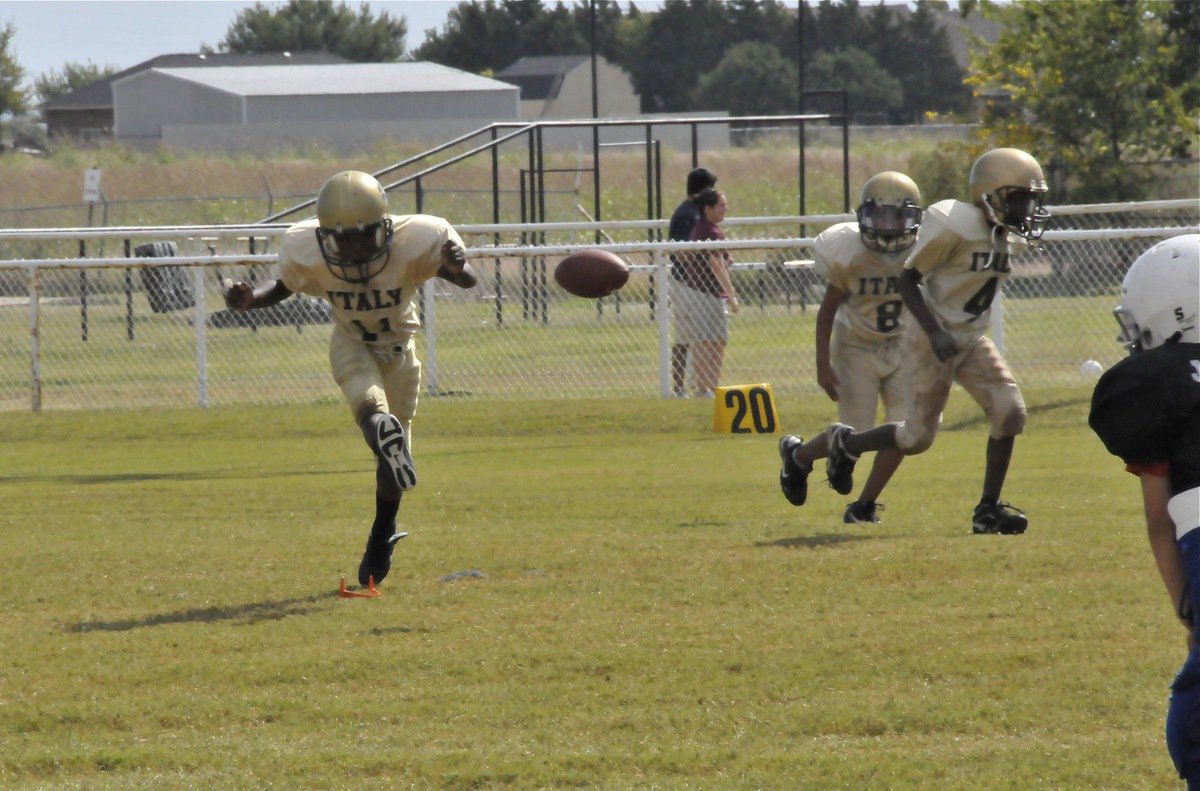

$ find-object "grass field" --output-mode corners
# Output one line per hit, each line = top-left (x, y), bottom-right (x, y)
(0, 392), (1185, 789)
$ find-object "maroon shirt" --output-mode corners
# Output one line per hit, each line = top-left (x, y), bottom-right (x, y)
(680, 218), (728, 297)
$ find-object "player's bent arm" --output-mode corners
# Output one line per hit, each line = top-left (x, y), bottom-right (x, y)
(1141, 472), (1192, 630)
(898, 269), (938, 336)
(436, 240), (477, 289)
(224, 279), (293, 312)
(437, 263), (477, 289)
(898, 268), (957, 361)
(815, 285), (846, 401)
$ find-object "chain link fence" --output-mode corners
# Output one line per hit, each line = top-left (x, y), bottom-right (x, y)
(0, 201), (1196, 412)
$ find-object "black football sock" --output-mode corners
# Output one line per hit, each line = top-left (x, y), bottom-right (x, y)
(374, 495), (401, 533)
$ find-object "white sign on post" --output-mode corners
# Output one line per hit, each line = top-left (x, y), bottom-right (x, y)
(83, 168), (102, 203)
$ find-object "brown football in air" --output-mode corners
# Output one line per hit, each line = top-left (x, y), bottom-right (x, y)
(554, 249), (630, 298)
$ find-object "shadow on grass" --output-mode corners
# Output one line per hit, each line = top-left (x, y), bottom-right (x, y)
(65, 590), (342, 632)
(0, 468), (348, 486)
(942, 396), (1091, 431)
(756, 533), (881, 549)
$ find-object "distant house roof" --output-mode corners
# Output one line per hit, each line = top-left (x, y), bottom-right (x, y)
(133, 62), (517, 97)
(495, 55), (591, 101)
(42, 51), (350, 110)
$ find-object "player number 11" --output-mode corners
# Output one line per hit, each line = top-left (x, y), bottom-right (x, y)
(351, 317), (392, 342)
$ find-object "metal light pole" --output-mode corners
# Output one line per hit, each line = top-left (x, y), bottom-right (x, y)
(590, 0), (601, 239)
(590, 0), (599, 119)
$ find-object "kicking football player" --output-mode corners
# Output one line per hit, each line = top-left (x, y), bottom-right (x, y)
(814, 148), (1050, 535)
(1088, 233), (1200, 786)
(224, 170), (477, 586)
(778, 171), (923, 524)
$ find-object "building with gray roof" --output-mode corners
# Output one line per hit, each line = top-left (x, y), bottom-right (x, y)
(495, 55), (639, 120)
(42, 51), (350, 141)
(112, 62), (520, 152)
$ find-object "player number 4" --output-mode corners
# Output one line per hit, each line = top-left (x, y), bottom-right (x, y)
(963, 277), (999, 319)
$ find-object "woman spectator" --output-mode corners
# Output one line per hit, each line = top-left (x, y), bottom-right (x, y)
(672, 187), (738, 397)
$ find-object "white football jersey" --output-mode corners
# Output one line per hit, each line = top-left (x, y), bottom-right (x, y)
(905, 199), (1028, 342)
(275, 214), (463, 347)
(812, 221), (908, 343)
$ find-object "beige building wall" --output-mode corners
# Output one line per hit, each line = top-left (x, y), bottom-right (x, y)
(533, 59), (641, 119)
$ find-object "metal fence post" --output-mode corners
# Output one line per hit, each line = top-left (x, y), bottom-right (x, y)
(424, 279), (438, 395)
(193, 266), (209, 408)
(124, 237), (134, 341)
(655, 251), (671, 398)
(28, 265), (42, 413)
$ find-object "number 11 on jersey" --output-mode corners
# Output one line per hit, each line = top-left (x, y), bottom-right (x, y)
(351, 317), (392, 342)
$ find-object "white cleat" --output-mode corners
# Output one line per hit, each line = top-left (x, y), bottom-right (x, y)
(376, 414), (416, 490)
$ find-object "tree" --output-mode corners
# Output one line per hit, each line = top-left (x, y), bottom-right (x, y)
(221, 0), (407, 62)
(805, 46), (903, 122)
(33, 62), (119, 104)
(413, 1), (515, 74)
(0, 22), (27, 117)
(726, 0), (799, 57)
(969, 0), (1198, 202)
(693, 41), (798, 116)
(1164, 0), (1200, 109)
(626, 0), (731, 112)
(571, 0), (630, 64)
(811, 0), (865, 53)
(517, 1), (585, 55)
(891, 1), (969, 122)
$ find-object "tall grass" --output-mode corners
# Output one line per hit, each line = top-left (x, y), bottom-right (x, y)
(0, 134), (952, 229)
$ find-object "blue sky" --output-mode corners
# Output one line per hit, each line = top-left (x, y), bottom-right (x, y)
(0, 0), (945, 92)
(0, 0), (460, 88)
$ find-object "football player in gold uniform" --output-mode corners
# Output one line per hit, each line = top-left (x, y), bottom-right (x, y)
(806, 148), (1049, 535)
(225, 171), (477, 585)
(778, 172), (922, 524)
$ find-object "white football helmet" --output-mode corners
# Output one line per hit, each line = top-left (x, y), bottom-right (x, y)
(968, 147), (1050, 242)
(856, 171), (922, 254)
(314, 170), (394, 285)
(1114, 233), (1200, 352)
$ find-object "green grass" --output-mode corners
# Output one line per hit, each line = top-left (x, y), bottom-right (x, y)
(0, 392), (1183, 788)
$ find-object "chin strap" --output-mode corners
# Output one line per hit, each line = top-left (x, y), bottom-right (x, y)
(981, 223), (1009, 271)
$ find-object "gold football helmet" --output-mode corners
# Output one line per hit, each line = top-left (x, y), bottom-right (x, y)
(856, 171), (922, 253)
(314, 170), (394, 285)
(968, 148), (1050, 242)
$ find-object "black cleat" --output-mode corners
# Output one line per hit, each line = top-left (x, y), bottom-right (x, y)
(778, 434), (810, 506)
(972, 502), (1028, 535)
(825, 423), (858, 496)
(843, 500), (881, 524)
(358, 524), (408, 586)
(375, 414), (416, 491)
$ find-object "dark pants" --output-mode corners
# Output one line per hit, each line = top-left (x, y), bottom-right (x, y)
(1169, 531), (1200, 786)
